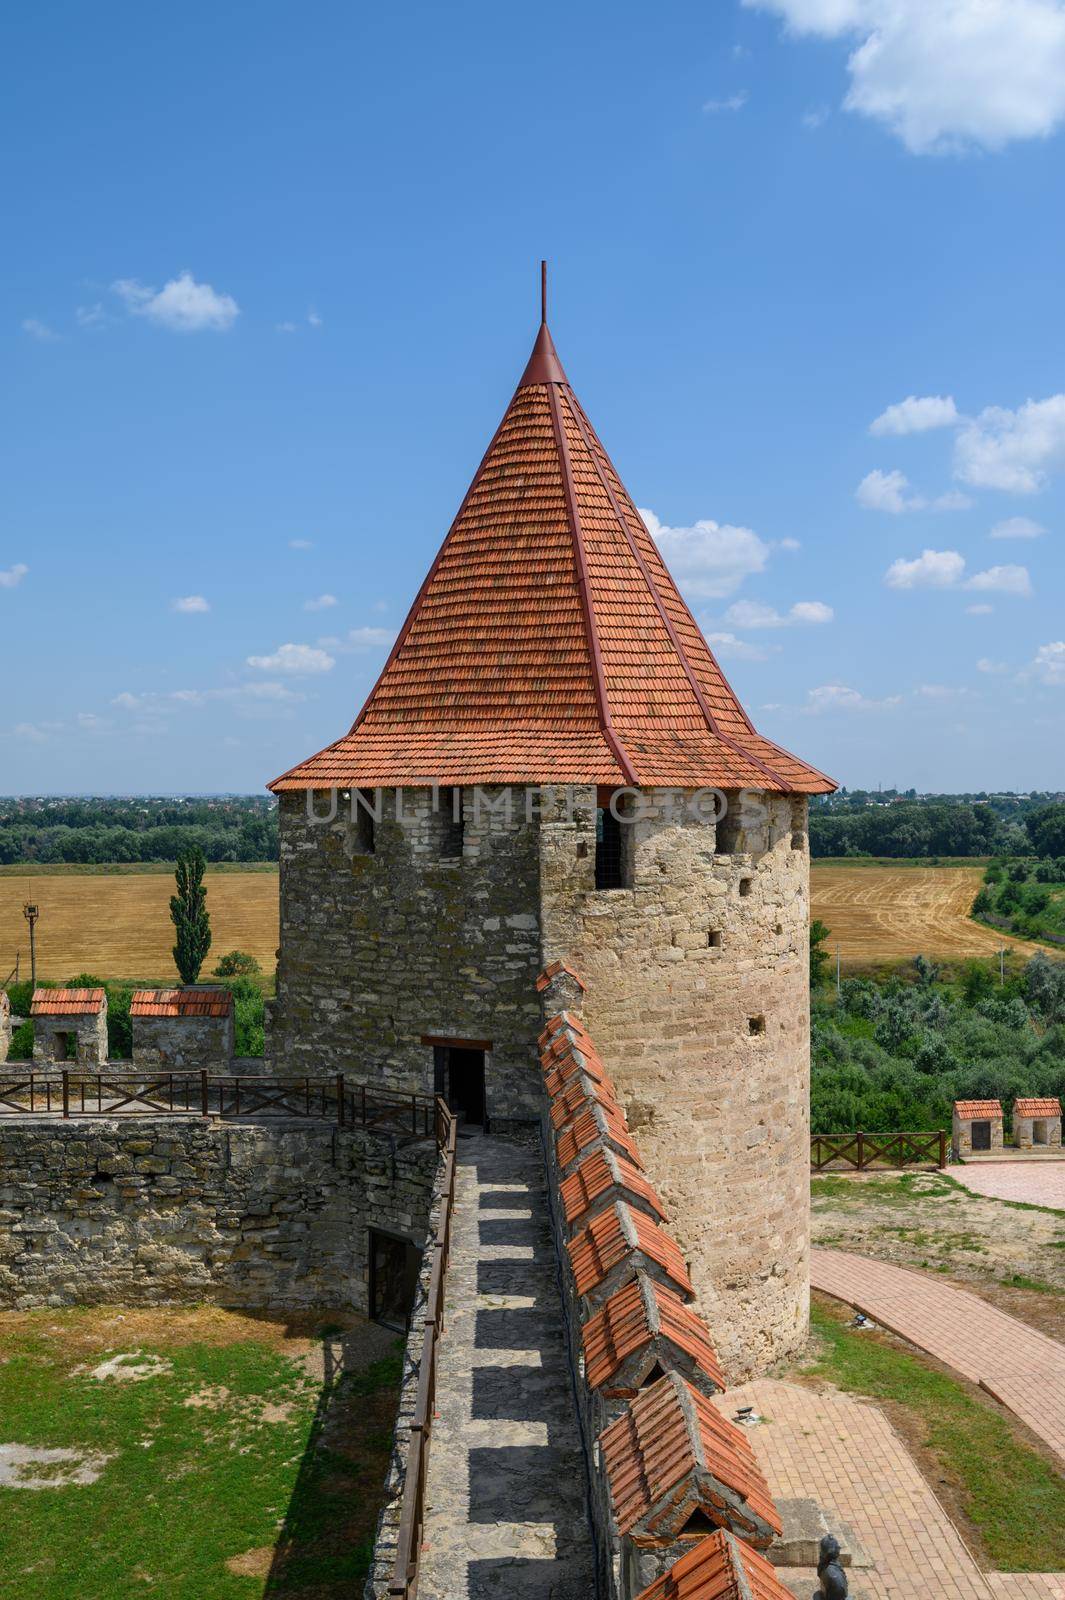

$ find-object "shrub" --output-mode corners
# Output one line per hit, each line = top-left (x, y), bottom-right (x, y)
(213, 950), (262, 978)
(8, 1020), (33, 1061)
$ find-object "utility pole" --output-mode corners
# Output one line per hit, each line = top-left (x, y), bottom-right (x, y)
(22, 903), (39, 992)
(836, 944), (842, 997)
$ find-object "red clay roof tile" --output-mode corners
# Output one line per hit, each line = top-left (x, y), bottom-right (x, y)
(582, 1274), (725, 1396)
(633, 1528), (796, 1600)
(269, 320), (836, 795)
(954, 1099), (1003, 1119)
(536, 960), (584, 993)
(129, 988), (234, 1019)
(549, 1073), (618, 1131)
(555, 1102), (645, 1174)
(600, 1371), (781, 1547)
(30, 988), (105, 1017)
(1014, 1097), (1060, 1117)
(560, 1147), (666, 1229)
(567, 1201), (693, 1302)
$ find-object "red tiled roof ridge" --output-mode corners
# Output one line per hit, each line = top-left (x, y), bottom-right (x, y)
(1014, 1097), (1060, 1115)
(129, 987), (234, 1018)
(536, 960), (585, 993)
(269, 318), (837, 794)
(30, 987), (105, 1016)
(954, 1099), (1003, 1118)
(633, 1528), (793, 1600)
(560, 1146), (665, 1227)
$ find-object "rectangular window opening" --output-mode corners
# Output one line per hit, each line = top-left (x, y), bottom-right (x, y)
(351, 788), (378, 854)
(595, 804), (627, 890)
(438, 786), (465, 858)
(739, 876), (753, 898)
(791, 832), (805, 851)
(748, 1014), (766, 1037)
(369, 1228), (421, 1331)
(707, 930), (722, 949)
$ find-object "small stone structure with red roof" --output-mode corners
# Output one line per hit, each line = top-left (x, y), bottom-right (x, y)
(952, 1098), (1004, 1157)
(1013, 1096), (1062, 1149)
(130, 987), (235, 1070)
(632, 1526), (798, 1600)
(30, 988), (107, 1066)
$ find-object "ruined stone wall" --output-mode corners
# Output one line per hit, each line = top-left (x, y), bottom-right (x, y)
(0, 1118), (437, 1313)
(539, 785), (811, 1380)
(271, 788), (544, 1122)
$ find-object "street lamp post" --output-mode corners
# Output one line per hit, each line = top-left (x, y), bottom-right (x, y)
(22, 903), (39, 992)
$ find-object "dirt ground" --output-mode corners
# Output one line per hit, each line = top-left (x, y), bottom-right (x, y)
(810, 863), (1053, 968)
(810, 1169), (1065, 1336)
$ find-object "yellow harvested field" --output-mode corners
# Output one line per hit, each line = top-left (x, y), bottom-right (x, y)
(0, 871), (280, 982)
(811, 863), (1055, 967)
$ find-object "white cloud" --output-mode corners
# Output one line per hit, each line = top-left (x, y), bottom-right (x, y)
(1030, 641), (1065, 684)
(14, 722), (48, 742)
(641, 508), (769, 598)
(955, 395), (1065, 492)
(307, 309), (323, 328)
(977, 657), (1008, 674)
(884, 548), (966, 589)
(706, 631), (770, 662)
(318, 627), (394, 653)
(76, 711), (110, 733)
(776, 536), (801, 552)
(171, 594), (210, 614)
(870, 395), (958, 436)
(0, 563), (28, 589)
(246, 642), (335, 674)
(802, 104), (830, 128)
(856, 468), (913, 512)
(112, 272), (239, 333)
(76, 303), (107, 329)
(703, 90), (749, 112)
(724, 598), (834, 628)
(803, 683), (902, 714)
(744, 0), (1065, 154)
(856, 469), (971, 512)
(289, 537), (314, 550)
(965, 563), (1033, 597)
(990, 516), (1046, 539)
(21, 317), (59, 342)
(303, 594), (338, 611)
(112, 681), (303, 711)
(276, 320), (298, 334)
(966, 603), (994, 616)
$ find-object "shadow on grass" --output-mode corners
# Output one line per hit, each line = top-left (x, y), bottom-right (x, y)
(263, 1328), (403, 1598)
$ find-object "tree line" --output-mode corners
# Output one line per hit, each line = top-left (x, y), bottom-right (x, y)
(0, 796), (278, 864)
(810, 800), (1065, 861)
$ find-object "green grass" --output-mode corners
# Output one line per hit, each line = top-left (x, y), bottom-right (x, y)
(811, 1172), (959, 1207)
(808, 1301), (1065, 1570)
(0, 1311), (400, 1599)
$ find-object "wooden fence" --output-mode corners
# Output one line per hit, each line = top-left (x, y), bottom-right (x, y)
(0, 1070), (443, 1142)
(388, 1107), (458, 1598)
(811, 1130), (947, 1171)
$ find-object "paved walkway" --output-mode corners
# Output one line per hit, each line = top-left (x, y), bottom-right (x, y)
(417, 1132), (594, 1600)
(719, 1379), (1065, 1600)
(953, 1164), (1065, 1210)
(811, 1248), (1065, 1465)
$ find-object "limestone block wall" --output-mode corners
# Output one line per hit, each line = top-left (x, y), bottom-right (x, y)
(32, 1005), (108, 1067)
(133, 1013), (234, 1069)
(539, 786), (811, 1380)
(952, 1106), (1004, 1157)
(0, 1118), (437, 1313)
(271, 788), (544, 1122)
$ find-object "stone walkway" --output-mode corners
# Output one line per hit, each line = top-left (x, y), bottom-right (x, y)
(719, 1379), (1065, 1600)
(417, 1131), (595, 1599)
(811, 1248), (1065, 1465)
(953, 1164), (1065, 1210)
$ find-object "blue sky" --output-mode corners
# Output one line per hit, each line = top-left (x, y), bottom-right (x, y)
(3, 0), (1064, 795)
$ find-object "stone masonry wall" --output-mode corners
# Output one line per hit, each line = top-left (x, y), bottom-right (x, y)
(33, 1006), (108, 1067)
(539, 785), (811, 1380)
(271, 788), (544, 1123)
(133, 1012), (235, 1069)
(0, 1117), (437, 1313)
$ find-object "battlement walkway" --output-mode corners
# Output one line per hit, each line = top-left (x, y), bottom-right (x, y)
(416, 1131), (595, 1599)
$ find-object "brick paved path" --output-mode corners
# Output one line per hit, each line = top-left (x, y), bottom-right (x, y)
(719, 1379), (1065, 1600)
(953, 1164), (1065, 1211)
(417, 1132), (594, 1599)
(812, 1248), (1065, 1465)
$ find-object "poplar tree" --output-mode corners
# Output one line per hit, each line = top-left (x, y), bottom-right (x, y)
(171, 846), (211, 984)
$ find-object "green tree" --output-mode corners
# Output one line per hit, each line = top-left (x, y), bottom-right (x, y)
(170, 846), (211, 984)
(1027, 804), (1065, 859)
(810, 919), (832, 988)
(213, 950), (261, 978)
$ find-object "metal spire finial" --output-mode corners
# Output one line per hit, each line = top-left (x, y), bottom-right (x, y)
(541, 259), (547, 324)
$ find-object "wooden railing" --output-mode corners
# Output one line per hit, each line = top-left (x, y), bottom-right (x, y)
(388, 1106), (458, 1599)
(0, 1070), (443, 1142)
(811, 1130), (947, 1171)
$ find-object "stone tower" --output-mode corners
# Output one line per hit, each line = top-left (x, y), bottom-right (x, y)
(269, 301), (835, 1376)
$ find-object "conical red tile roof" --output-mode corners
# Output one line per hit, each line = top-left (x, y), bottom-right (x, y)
(271, 314), (835, 793)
